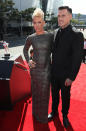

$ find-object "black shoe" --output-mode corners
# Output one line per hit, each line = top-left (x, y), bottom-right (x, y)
(63, 116), (70, 128)
(48, 112), (58, 121)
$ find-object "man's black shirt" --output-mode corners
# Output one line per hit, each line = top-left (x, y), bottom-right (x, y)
(52, 25), (84, 81)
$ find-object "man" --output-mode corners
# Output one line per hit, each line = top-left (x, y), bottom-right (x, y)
(48, 6), (84, 128)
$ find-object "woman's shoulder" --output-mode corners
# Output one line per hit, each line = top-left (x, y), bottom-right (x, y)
(45, 31), (54, 37)
(26, 33), (36, 42)
(27, 33), (36, 39)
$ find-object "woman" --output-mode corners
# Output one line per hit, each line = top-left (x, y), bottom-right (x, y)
(23, 8), (53, 123)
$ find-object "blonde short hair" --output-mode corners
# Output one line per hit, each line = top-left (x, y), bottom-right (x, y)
(32, 8), (44, 20)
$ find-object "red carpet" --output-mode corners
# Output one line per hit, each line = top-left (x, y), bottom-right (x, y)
(0, 63), (86, 131)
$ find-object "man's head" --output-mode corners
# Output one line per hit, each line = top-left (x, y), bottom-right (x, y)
(58, 6), (72, 29)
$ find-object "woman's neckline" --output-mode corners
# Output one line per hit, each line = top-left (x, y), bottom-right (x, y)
(35, 31), (47, 36)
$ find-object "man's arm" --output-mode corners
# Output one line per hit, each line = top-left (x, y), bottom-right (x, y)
(69, 32), (84, 81)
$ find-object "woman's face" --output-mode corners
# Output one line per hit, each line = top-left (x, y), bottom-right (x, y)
(33, 16), (45, 34)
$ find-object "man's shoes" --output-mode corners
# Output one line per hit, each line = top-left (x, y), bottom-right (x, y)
(63, 116), (70, 128)
(48, 112), (58, 121)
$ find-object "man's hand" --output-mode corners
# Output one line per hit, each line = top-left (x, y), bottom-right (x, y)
(65, 78), (73, 87)
(29, 60), (36, 68)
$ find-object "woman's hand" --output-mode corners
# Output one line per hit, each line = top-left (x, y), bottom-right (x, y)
(29, 60), (36, 68)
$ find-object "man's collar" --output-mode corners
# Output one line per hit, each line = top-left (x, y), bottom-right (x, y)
(59, 24), (72, 32)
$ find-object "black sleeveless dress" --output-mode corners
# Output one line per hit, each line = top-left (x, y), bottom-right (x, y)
(23, 32), (53, 123)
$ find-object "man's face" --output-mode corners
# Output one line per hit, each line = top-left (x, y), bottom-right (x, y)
(58, 9), (72, 29)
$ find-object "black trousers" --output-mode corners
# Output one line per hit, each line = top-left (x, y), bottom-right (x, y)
(51, 77), (71, 116)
